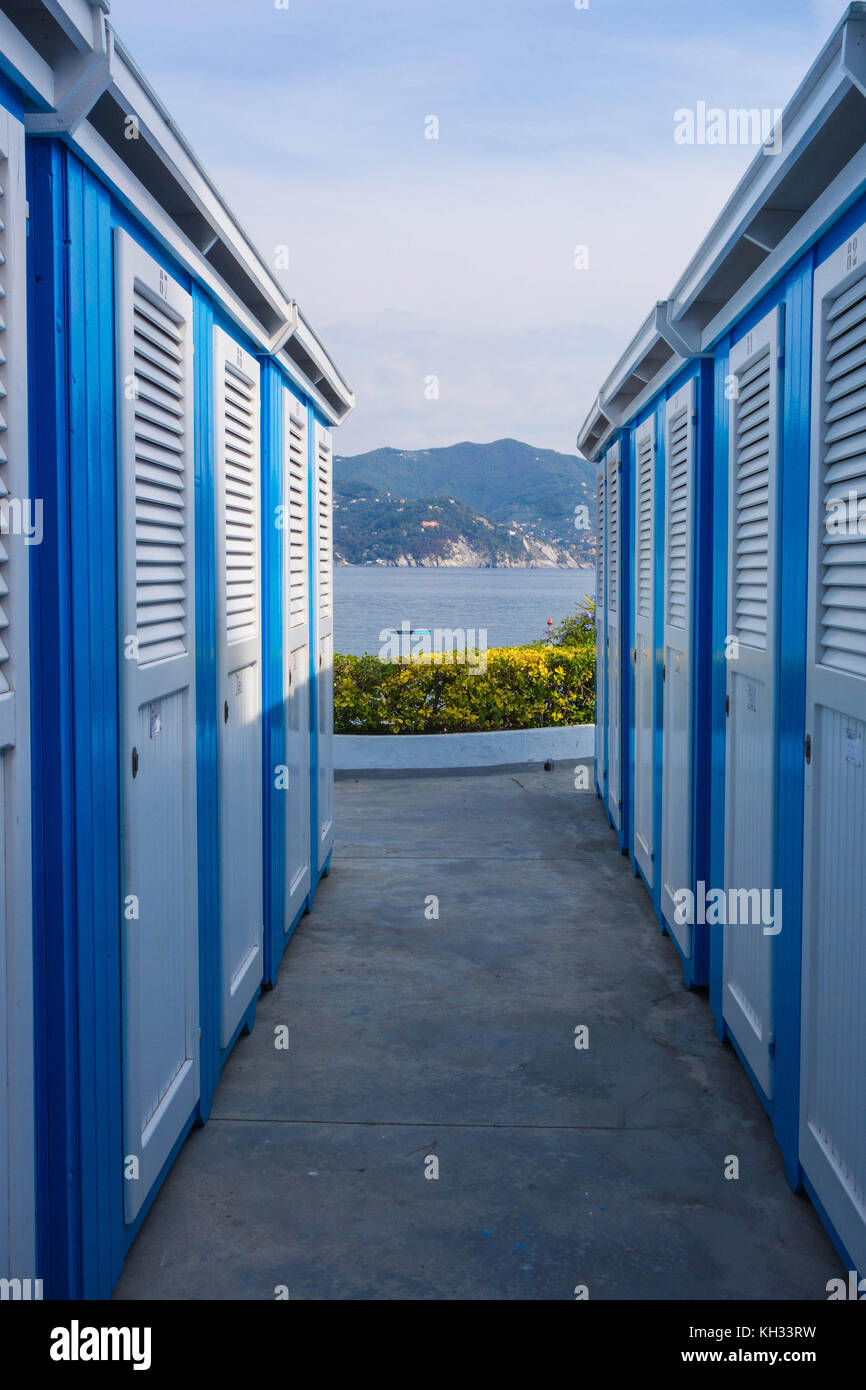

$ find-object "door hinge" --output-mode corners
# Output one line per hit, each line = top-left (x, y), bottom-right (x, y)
(805, 733), (812, 765)
(131, 747), (139, 779)
(631, 646), (637, 665)
(224, 700), (230, 724)
(662, 662), (666, 682)
(725, 694), (730, 717)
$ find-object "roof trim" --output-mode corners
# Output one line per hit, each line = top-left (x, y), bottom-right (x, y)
(0, 0), (353, 420)
(578, 3), (866, 457)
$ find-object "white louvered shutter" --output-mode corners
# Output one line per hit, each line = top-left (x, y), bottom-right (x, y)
(131, 283), (190, 664)
(732, 347), (773, 647)
(661, 381), (695, 952)
(0, 108), (34, 1281)
(633, 418), (656, 884)
(820, 273), (866, 675)
(116, 230), (199, 1223)
(723, 307), (781, 1099)
(287, 392), (308, 630)
(214, 328), (263, 1050)
(220, 352), (259, 646)
(316, 428), (333, 628)
(636, 426), (654, 623)
(800, 233), (866, 1278)
(606, 442), (622, 830)
(666, 404), (691, 630)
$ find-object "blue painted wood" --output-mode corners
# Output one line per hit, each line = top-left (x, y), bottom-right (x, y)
(773, 253), (814, 1191)
(193, 289), (220, 1120)
(26, 137), (81, 1300)
(65, 154), (125, 1299)
(710, 344), (731, 1040)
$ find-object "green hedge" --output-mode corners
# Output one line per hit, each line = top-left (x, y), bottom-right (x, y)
(334, 641), (596, 735)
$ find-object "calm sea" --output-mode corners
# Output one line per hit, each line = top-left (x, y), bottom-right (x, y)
(333, 566), (595, 657)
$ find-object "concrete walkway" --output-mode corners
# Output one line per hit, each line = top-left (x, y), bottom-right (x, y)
(114, 765), (839, 1300)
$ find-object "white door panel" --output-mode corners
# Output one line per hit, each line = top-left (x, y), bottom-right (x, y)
(116, 231), (199, 1222)
(801, 233), (866, 1275)
(284, 388), (311, 922)
(213, 329), (263, 1048)
(595, 463), (606, 792)
(314, 423), (334, 871)
(606, 442), (622, 831)
(661, 381), (696, 954)
(723, 308), (781, 1098)
(634, 419), (656, 885)
(0, 109), (34, 1281)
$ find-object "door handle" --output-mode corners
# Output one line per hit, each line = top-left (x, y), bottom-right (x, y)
(224, 701), (229, 725)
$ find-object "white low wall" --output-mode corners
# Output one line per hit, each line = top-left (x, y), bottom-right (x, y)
(335, 724), (595, 771)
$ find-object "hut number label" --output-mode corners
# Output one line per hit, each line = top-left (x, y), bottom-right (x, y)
(846, 729), (862, 768)
(235, 671), (244, 696)
(844, 234), (860, 274)
(747, 682), (757, 713)
(150, 704), (162, 739)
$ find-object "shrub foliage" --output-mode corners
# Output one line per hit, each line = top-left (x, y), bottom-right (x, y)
(335, 626), (596, 735)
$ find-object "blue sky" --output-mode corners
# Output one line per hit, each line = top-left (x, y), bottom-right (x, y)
(108, 0), (848, 455)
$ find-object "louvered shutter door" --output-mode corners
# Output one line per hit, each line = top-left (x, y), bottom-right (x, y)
(282, 386), (311, 924)
(116, 231), (199, 1223)
(0, 109), (34, 1281)
(634, 419), (656, 884)
(723, 308), (781, 1098)
(800, 235), (866, 1276)
(661, 381), (695, 951)
(595, 464), (606, 791)
(314, 422), (335, 870)
(606, 443), (622, 830)
(214, 328), (263, 1049)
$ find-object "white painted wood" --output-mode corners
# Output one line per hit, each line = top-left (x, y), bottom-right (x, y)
(723, 306), (782, 1098)
(115, 230), (199, 1222)
(0, 110), (35, 1284)
(213, 327), (263, 1048)
(335, 725), (595, 771)
(595, 462), (606, 794)
(800, 235), (866, 1276)
(606, 441), (622, 830)
(633, 417), (656, 885)
(661, 380), (696, 953)
(282, 386), (311, 925)
(313, 422), (334, 871)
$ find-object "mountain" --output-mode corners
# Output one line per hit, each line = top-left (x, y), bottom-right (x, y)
(333, 439), (596, 567)
(333, 495), (583, 568)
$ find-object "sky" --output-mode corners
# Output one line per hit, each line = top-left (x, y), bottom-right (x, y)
(107, 0), (850, 456)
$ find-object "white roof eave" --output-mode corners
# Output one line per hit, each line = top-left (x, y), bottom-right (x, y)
(10, 0), (354, 413)
(578, 3), (866, 445)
